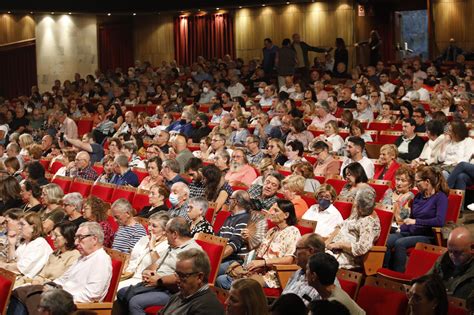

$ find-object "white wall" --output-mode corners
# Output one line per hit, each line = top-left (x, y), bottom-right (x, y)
(35, 15), (97, 93)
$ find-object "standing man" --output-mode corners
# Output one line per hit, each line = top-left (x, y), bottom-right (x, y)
(277, 38), (297, 89)
(291, 33), (330, 83)
(262, 38), (279, 78)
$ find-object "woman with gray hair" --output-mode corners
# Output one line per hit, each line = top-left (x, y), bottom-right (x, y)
(187, 197), (213, 236)
(62, 193), (87, 228)
(118, 211), (170, 289)
(324, 186), (381, 269)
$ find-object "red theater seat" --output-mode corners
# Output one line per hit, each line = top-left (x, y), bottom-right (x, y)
(356, 277), (408, 315)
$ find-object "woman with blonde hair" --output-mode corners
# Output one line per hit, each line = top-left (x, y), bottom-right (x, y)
(374, 144), (400, 187)
(226, 278), (269, 315)
(291, 162), (321, 193)
(19, 134), (34, 156)
(281, 174), (308, 218)
(39, 183), (65, 236)
(316, 120), (345, 154)
(251, 157), (277, 186)
(266, 138), (287, 166)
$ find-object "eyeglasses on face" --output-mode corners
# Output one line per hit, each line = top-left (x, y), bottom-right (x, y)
(175, 271), (199, 280)
(74, 234), (94, 241)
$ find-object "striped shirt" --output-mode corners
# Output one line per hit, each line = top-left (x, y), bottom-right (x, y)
(218, 211), (249, 262)
(112, 223), (147, 254)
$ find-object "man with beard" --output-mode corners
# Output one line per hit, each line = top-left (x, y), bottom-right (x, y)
(224, 148), (258, 187)
(248, 171), (284, 211)
(185, 158), (205, 198)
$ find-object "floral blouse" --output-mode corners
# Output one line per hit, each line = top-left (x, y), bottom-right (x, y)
(190, 219), (214, 237)
(255, 225), (301, 288)
(328, 214), (381, 270)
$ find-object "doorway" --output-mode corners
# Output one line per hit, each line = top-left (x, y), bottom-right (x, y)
(395, 10), (429, 61)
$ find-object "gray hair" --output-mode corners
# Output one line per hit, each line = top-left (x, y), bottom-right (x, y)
(122, 141), (138, 154)
(39, 289), (76, 315)
(172, 182), (190, 198)
(163, 159), (181, 173)
(149, 211), (171, 230)
(114, 154), (129, 168)
(354, 186), (376, 216)
(189, 197), (208, 216)
(177, 248), (211, 283)
(167, 217), (192, 238)
(63, 192), (83, 212)
(111, 198), (136, 216)
(79, 221), (104, 244)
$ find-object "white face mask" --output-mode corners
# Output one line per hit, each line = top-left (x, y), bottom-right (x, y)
(169, 193), (180, 206)
(258, 87), (264, 94)
(203, 87), (209, 93)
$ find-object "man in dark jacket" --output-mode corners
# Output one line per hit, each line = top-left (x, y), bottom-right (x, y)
(159, 248), (224, 315)
(291, 33), (330, 83)
(277, 38), (297, 89)
(394, 118), (425, 162)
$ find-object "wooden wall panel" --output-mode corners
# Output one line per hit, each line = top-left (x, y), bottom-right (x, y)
(0, 14), (35, 45)
(234, 1), (354, 68)
(133, 15), (175, 65)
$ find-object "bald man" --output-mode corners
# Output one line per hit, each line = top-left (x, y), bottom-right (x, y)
(65, 151), (98, 181)
(113, 111), (136, 138)
(172, 134), (193, 173)
(429, 226), (473, 299)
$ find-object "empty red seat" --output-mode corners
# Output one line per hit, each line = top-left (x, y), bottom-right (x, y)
(90, 182), (115, 203)
(93, 163), (104, 175)
(69, 178), (93, 197)
(326, 177), (346, 195)
(356, 277), (408, 315)
(333, 200), (353, 219)
(368, 180), (391, 202)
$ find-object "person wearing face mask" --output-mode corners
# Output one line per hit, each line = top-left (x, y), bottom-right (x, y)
(165, 111), (193, 137)
(168, 182), (191, 221)
(302, 185), (343, 238)
(198, 80), (217, 104)
(428, 226), (474, 299)
(188, 113), (211, 144)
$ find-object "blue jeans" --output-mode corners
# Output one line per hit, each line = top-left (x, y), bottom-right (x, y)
(383, 232), (433, 272)
(7, 296), (27, 315)
(216, 274), (234, 290)
(447, 162), (474, 190)
(116, 286), (171, 315)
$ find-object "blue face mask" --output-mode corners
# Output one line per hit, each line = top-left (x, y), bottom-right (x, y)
(169, 193), (180, 206)
(318, 198), (331, 210)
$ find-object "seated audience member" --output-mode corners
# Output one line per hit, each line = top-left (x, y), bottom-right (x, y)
(246, 135), (265, 165)
(251, 157), (277, 186)
(225, 278), (269, 315)
(4, 157), (22, 182)
(338, 87), (357, 109)
(347, 120), (373, 144)
(161, 159), (188, 189)
(193, 136), (211, 160)
(39, 183), (65, 230)
(281, 175), (308, 219)
(375, 102), (396, 123)
(311, 141), (340, 177)
(413, 107), (427, 132)
(138, 185), (169, 218)
(229, 116), (250, 146)
(0, 212), (52, 278)
(212, 149), (231, 175)
(340, 136), (374, 179)
(20, 180), (42, 213)
(95, 155), (115, 184)
(395, 118), (426, 163)
(216, 199), (300, 289)
(82, 196), (115, 248)
(307, 300), (351, 315)
(52, 150), (76, 178)
(269, 114), (292, 143)
(269, 293), (307, 315)
(36, 289), (77, 315)
(187, 197), (214, 236)
(111, 199), (147, 254)
(286, 118), (314, 149)
(381, 166), (416, 231)
(411, 120), (447, 168)
(353, 98), (374, 122)
(303, 184), (343, 238)
(200, 165), (233, 212)
(160, 248), (225, 315)
(138, 157), (164, 191)
(284, 140), (307, 168)
(121, 141), (146, 169)
(292, 162), (320, 193)
(325, 186), (381, 269)
(0, 174), (24, 214)
(118, 212), (170, 289)
(438, 120), (474, 178)
(310, 100), (337, 130)
(115, 217), (202, 314)
(429, 226), (474, 299)
(26, 161), (49, 187)
(8, 222), (113, 315)
(282, 234), (326, 305)
(65, 151), (98, 181)
(447, 161), (474, 190)
(62, 132), (104, 164)
(384, 166), (449, 272)
(110, 154), (139, 187)
(374, 144), (400, 186)
(253, 113), (273, 146)
(225, 148), (258, 187)
(210, 103), (228, 124)
(407, 274), (448, 315)
(62, 193), (87, 228)
(15, 221), (80, 287)
(104, 138), (123, 160)
(339, 162), (370, 200)
(168, 182), (191, 219)
(56, 107), (78, 139)
(315, 120), (345, 155)
(189, 113), (212, 144)
(217, 190), (252, 277)
(248, 171), (284, 211)
(0, 209), (22, 258)
(6, 142), (24, 170)
(307, 252), (365, 314)
(266, 138), (288, 166)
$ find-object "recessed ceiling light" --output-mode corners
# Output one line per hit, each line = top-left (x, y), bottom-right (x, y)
(68, 12), (72, 15)
(51, 12), (55, 15)
(216, 7), (219, 10)
(286, 1), (290, 4)
(30, 12), (33, 14)
(133, 13), (136, 16)
(107, 13), (111, 16)
(239, 6), (242, 8)
(7, 11), (11, 14)
(262, 4), (266, 6)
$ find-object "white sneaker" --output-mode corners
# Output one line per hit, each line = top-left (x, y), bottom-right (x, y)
(467, 203), (474, 211)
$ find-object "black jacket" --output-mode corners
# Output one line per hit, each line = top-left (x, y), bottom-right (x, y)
(291, 41), (326, 69)
(160, 287), (225, 315)
(394, 135), (426, 162)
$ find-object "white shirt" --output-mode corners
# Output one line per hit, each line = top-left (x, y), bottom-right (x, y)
(340, 156), (374, 179)
(210, 110), (230, 124)
(380, 82), (396, 94)
(16, 237), (53, 279)
(54, 247), (112, 303)
(440, 137), (474, 166)
(404, 87), (430, 102)
(227, 83), (245, 98)
(259, 96), (273, 107)
(321, 134), (345, 154)
(302, 204), (343, 237)
(280, 85), (296, 94)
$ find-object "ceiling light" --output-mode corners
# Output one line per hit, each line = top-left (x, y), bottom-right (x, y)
(239, 6), (242, 8)
(133, 13), (136, 16)
(216, 7), (219, 10)
(51, 12), (55, 15)
(68, 12), (72, 15)
(286, 1), (290, 4)
(7, 11), (11, 14)
(262, 4), (266, 6)
(107, 13), (111, 16)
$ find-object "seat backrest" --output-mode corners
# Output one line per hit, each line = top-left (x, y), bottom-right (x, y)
(51, 175), (72, 194)
(107, 215), (119, 233)
(39, 158), (52, 171)
(50, 161), (65, 175)
(77, 119), (94, 136)
(69, 178), (93, 197)
(374, 208), (394, 246)
(213, 211), (231, 233)
(205, 207), (216, 224)
(404, 248), (444, 278)
(93, 162), (104, 175)
(0, 268), (17, 315)
(194, 233), (227, 284)
(295, 219), (317, 235)
(333, 199), (354, 220)
(135, 217), (149, 234)
(132, 167), (149, 184)
(447, 190), (464, 223)
(132, 189), (151, 212)
(337, 269), (363, 299)
(110, 186), (137, 204)
(367, 121), (391, 131)
(210, 286), (230, 307)
(326, 178), (346, 195)
(368, 180), (391, 203)
(90, 182), (115, 203)
(300, 193), (317, 207)
(104, 249), (128, 302)
(448, 297), (468, 315)
(378, 131), (402, 144)
(356, 276), (408, 315)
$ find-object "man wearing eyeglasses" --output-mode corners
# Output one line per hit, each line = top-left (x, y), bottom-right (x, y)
(159, 249), (224, 315)
(8, 222), (112, 315)
(65, 151), (98, 181)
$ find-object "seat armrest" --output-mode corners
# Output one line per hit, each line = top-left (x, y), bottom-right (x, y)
(363, 246), (387, 276)
(76, 302), (113, 310)
(273, 264), (299, 290)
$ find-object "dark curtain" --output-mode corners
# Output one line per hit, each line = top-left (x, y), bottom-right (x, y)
(98, 23), (134, 73)
(0, 40), (37, 99)
(174, 13), (234, 65)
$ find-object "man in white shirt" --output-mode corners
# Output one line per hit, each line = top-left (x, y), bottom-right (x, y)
(259, 85), (276, 107)
(227, 75), (245, 98)
(405, 77), (430, 102)
(353, 98), (374, 123)
(379, 71), (396, 95)
(56, 108), (78, 140)
(279, 76), (296, 94)
(114, 111), (136, 138)
(413, 59), (427, 80)
(340, 136), (374, 179)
